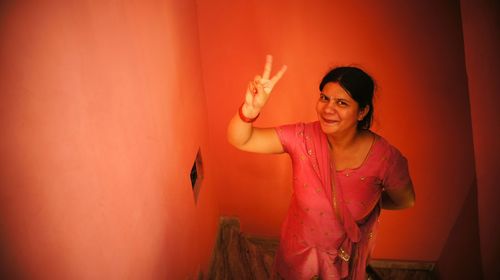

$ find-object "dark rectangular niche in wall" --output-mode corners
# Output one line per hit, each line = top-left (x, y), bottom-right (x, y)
(190, 148), (204, 204)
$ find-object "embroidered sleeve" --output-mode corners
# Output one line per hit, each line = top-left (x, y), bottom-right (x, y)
(275, 123), (303, 155)
(382, 147), (413, 191)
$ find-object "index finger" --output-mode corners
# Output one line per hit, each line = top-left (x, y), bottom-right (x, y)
(262, 55), (272, 80)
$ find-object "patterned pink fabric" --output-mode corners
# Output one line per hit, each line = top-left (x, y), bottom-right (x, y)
(274, 121), (412, 279)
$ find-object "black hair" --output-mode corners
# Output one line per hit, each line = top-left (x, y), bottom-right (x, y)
(319, 66), (375, 130)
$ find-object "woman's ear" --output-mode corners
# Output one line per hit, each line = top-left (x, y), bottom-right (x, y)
(358, 105), (370, 121)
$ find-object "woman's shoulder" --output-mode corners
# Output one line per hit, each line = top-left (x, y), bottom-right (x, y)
(371, 133), (407, 160)
(275, 121), (321, 148)
(276, 121), (319, 133)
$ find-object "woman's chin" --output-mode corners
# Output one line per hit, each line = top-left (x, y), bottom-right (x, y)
(319, 122), (339, 135)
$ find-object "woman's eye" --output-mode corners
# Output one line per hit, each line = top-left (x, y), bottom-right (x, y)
(319, 94), (329, 102)
(337, 100), (347, 106)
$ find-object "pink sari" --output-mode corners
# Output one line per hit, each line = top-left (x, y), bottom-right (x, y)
(274, 122), (411, 279)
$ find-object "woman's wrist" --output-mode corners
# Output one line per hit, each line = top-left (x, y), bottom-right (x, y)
(239, 103), (260, 123)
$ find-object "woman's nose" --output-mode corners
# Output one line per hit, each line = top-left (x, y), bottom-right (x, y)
(323, 101), (337, 113)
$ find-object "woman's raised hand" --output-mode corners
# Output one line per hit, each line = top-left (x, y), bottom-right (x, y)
(242, 55), (287, 118)
(228, 55), (287, 153)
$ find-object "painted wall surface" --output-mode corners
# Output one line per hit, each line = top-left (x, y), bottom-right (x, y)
(460, 0), (500, 279)
(436, 185), (483, 279)
(197, 0), (475, 261)
(0, 0), (218, 279)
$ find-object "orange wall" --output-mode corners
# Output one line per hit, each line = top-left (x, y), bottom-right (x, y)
(460, 0), (500, 279)
(197, 0), (475, 261)
(0, 0), (218, 278)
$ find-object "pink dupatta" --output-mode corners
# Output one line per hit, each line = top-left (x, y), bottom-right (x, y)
(304, 123), (380, 279)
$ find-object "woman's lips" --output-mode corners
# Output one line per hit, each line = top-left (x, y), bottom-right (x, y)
(322, 116), (339, 124)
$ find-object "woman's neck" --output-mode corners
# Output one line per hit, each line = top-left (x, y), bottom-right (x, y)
(327, 129), (365, 151)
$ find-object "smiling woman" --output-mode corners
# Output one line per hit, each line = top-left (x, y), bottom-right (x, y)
(317, 67), (374, 132)
(227, 56), (415, 279)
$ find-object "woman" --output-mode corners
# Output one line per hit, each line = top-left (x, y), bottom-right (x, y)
(227, 55), (415, 280)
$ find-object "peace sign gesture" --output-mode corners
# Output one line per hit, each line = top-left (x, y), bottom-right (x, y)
(241, 55), (287, 119)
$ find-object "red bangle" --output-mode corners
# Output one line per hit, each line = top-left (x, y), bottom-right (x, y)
(238, 103), (260, 123)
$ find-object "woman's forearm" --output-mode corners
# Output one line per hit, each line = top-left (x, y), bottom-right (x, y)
(380, 186), (415, 210)
(226, 104), (284, 154)
(227, 108), (255, 148)
(380, 193), (406, 210)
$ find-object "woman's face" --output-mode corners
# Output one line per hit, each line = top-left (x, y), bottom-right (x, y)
(316, 82), (368, 136)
